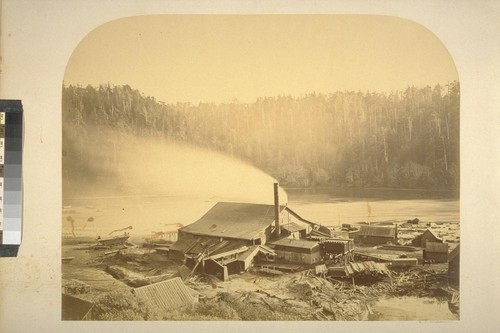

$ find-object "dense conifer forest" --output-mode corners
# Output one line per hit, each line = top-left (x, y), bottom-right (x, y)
(62, 82), (459, 192)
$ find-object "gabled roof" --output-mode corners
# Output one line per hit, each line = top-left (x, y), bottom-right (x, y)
(133, 277), (198, 310)
(425, 241), (449, 253)
(358, 225), (397, 238)
(423, 229), (442, 240)
(180, 202), (285, 240)
(236, 245), (277, 261)
(271, 238), (320, 250)
(237, 245), (261, 262)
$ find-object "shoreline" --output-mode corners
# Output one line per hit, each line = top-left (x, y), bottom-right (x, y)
(61, 239), (459, 321)
(284, 186), (458, 192)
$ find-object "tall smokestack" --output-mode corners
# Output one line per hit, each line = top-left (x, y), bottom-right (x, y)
(274, 182), (280, 237)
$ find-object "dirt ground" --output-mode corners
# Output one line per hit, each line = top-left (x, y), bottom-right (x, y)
(62, 237), (459, 321)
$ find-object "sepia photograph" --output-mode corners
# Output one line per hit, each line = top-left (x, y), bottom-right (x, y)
(60, 15), (461, 321)
(3, 0), (500, 331)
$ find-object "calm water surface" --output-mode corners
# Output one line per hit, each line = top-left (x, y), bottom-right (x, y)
(287, 188), (459, 226)
(62, 187), (459, 238)
(369, 296), (457, 320)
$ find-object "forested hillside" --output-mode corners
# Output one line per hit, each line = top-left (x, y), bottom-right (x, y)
(62, 82), (459, 191)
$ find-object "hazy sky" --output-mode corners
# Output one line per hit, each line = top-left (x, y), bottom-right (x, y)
(64, 15), (458, 104)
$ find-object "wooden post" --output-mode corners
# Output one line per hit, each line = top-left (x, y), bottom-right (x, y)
(274, 182), (281, 237)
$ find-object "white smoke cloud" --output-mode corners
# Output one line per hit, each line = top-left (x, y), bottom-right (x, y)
(71, 130), (288, 206)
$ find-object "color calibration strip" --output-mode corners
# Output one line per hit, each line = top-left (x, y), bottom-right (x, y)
(0, 100), (23, 255)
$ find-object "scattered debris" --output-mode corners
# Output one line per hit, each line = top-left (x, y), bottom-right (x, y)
(97, 234), (130, 247)
(327, 261), (391, 280)
(252, 266), (284, 276)
(62, 198), (459, 321)
(108, 225), (133, 235)
(105, 265), (174, 288)
(63, 279), (91, 295)
(389, 257), (418, 268)
(377, 245), (418, 252)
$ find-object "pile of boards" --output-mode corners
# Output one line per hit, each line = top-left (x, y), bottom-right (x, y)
(328, 261), (391, 279)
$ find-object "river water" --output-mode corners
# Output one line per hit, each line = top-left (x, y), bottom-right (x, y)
(62, 187), (459, 240)
(286, 188), (459, 226)
(369, 296), (457, 320)
(62, 187), (459, 321)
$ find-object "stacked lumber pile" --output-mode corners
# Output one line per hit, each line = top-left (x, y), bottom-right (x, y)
(328, 261), (391, 280)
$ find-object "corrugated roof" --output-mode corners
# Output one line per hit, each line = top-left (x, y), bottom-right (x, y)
(425, 241), (449, 253)
(271, 238), (319, 249)
(323, 238), (351, 243)
(180, 202), (285, 240)
(358, 225), (396, 237)
(134, 277), (198, 310)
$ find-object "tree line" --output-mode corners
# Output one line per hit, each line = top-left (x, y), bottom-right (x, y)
(62, 82), (459, 191)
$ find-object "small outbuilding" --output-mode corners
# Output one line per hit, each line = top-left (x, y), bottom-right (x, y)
(318, 238), (354, 263)
(354, 225), (397, 245)
(423, 241), (449, 263)
(270, 238), (321, 265)
(280, 222), (307, 239)
(412, 229), (442, 248)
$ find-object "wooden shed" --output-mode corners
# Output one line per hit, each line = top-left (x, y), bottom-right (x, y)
(280, 221), (307, 239)
(319, 238), (354, 263)
(354, 225), (397, 245)
(412, 229), (442, 248)
(270, 239), (321, 265)
(423, 241), (449, 263)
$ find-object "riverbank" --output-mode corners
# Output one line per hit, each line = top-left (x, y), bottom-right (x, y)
(62, 239), (459, 321)
(61, 191), (459, 320)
